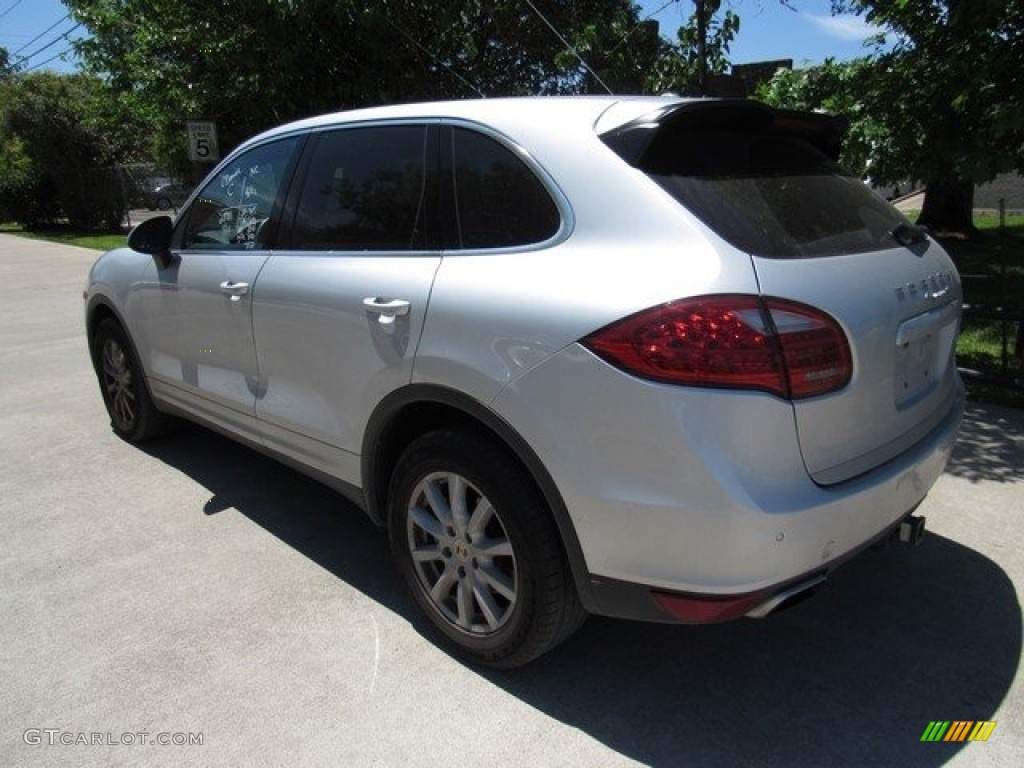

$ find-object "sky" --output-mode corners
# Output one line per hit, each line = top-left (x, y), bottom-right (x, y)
(639, 0), (884, 66)
(0, 0), (82, 73)
(0, 0), (883, 76)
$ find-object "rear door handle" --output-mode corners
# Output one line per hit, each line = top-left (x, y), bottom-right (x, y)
(220, 281), (250, 302)
(363, 297), (411, 327)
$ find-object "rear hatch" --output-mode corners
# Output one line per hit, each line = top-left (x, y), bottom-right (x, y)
(602, 100), (962, 485)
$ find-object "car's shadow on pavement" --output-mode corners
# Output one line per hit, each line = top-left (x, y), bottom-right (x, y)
(496, 536), (1020, 767)
(140, 421), (1020, 768)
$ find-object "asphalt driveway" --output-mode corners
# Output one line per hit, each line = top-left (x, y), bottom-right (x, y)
(1, 232), (1021, 767)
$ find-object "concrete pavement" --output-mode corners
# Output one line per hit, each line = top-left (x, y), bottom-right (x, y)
(1, 232), (1021, 767)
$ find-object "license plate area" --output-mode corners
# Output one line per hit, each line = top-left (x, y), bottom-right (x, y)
(895, 333), (938, 405)
(894, 302), (959, 408)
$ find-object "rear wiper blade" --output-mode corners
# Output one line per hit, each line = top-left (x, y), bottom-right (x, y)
(890, 222), (929, 246)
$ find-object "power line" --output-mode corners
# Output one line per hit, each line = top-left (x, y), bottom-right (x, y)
(0, 1), (24, 21)
(11, 11), (72, 55)
(21, 43), (78, 73)
(14, 22), (82, 62)
(523, 0), (613, 94)
(386, 16), (485, 98)
(12, 22), (82, 68)
(647, 0), (684, 24)
(606, 0), (681, 57)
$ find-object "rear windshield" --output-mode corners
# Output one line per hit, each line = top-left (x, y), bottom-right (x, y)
(637, 127), (910, 259)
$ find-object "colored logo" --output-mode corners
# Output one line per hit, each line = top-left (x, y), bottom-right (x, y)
(921, 721), (997, 742)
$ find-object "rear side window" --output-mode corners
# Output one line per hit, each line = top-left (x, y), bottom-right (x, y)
(636, 126), (908, 259)
(451, 128), (560, 248)
(291, 125), (429, 250)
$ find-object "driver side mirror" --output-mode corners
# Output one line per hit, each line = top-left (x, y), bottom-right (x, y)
(128, 216), (173, 258)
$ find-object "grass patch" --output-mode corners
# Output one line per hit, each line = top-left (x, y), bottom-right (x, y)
(0, 222), (127, 251)
(958, 321), (1021, 372)
(973, 210), (1024, 231)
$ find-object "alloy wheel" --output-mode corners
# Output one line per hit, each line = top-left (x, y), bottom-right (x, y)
(406, 471), (518, 634)
(101, 338), (136, 432)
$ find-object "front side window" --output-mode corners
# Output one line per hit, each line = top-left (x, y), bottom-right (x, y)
(290, 125), (429, 251)
(451, 128), (560, 249)
(180, 137), (299, 250)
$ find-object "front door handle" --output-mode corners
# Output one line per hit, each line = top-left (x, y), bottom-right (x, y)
(363, 297), (411, 327)
(220, 281), (250, 302)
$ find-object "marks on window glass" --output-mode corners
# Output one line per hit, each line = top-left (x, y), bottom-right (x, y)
(217, 164), (269, 248)
(220, 168), (243, 198)
(181, 137), (297, 251)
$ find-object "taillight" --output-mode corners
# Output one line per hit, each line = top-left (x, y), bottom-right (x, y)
(581, 295), (851, 400)
(767, 298), (852, 398)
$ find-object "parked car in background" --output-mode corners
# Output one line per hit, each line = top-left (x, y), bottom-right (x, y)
(146, 181), (191, 211)
(84, 96), (964, 668)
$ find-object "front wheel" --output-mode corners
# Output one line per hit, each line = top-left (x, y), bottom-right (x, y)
(387, 428), (585, 668)
(91, 318), (172, 442)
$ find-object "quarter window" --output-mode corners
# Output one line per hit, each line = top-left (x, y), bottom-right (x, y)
(451, 128), (560, 249)
(180, 137), (298, 250)
(290, 126), (429, 251)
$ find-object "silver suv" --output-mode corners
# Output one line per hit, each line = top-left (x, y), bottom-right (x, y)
(85, 97), (964, 667)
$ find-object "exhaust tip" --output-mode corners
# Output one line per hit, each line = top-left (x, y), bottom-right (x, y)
(745, 572), (828, 619)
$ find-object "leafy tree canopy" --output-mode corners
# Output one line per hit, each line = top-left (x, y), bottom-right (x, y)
(648, 0), (740, 95)
(762, 1), (1024, 232)
(0, 72), (125, 229)
(65, 0), (663, 172)
(833, 0), (1024, 181)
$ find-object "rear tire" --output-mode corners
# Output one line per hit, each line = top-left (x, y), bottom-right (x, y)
(92, 318), (172, 442)
(387, 428), (585, 668)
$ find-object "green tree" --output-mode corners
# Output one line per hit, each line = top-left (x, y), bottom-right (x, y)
(648, 0), (740, 95)
(66, 0), (662, 174)
(555, 11), (665, 94)
(0, 73), (125, 230)
(763, 1), (1024, 233)
(757, 60), (893, 180)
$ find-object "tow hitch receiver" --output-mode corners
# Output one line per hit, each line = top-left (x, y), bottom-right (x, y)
(898, 515), (926, 546)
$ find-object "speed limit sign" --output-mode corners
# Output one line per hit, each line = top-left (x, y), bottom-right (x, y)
(186, 121), (220, 162)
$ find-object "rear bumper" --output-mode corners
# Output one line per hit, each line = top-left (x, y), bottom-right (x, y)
(586, 384), (961, 623)
(492, 347), (964, 622)
(585, 509), (921, 623)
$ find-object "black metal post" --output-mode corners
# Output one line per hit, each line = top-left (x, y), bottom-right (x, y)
(696, 0), (707, 96)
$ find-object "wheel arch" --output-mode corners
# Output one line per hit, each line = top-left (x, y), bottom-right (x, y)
(86, 297), (159, 407)
(85, 297), (128, 372)
(362, 384), (596, 610)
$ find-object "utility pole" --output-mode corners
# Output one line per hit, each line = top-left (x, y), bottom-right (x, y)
(696, 0), (707, 96)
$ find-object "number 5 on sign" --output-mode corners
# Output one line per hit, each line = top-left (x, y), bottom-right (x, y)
(187, 121), (220, 163)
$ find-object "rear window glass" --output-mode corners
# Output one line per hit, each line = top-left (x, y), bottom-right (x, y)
(638, 128), (909, 259)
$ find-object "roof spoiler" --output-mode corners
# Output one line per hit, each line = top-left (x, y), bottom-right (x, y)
(600, 99), (849, 165)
